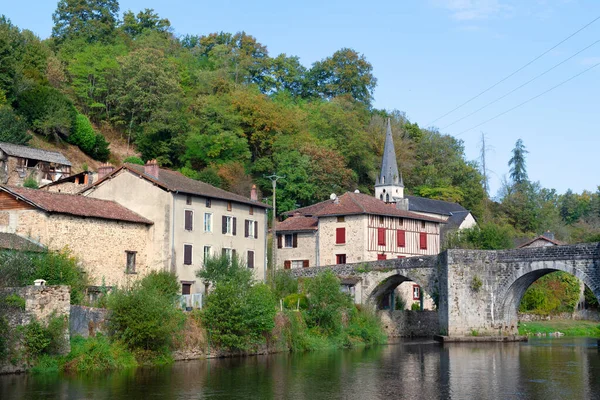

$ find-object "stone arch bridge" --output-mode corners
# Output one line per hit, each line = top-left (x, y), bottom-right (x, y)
(289, 243), (600, 336)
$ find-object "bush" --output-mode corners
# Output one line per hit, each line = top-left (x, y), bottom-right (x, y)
(1, 293), (25, 309)
(304, 271), (353, 335)
(108, 273), (184, 351)
(23, 176), (38, 188)
(346, 307), (387, 345)
(0, 106), (31, 144)
(124, 156), (144, 165)
(61, 335), (137, 372)
(22, 315), (67, 360)
(519, 272), (581, 314)
(284, 293), (308, 310)
(68, 114), (110, 161)
(411, 302), (421, 311)
(139, 271), (180, 301)
(271, 270), (299, 299)
(196, 253), (253, 287)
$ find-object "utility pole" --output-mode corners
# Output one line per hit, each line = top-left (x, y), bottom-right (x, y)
(264, 174), (284, 280)
(479, 132), (494, 217)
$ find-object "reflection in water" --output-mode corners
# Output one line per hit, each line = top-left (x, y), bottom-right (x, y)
(1, 338), (598, 399)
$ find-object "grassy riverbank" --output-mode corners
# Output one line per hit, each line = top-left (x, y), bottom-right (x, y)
(518, 320), (600, 337)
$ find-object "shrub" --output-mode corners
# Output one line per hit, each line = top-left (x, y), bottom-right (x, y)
(585, 286), (599, 308)
(284, 293), (308, 310)
(68, 114), (110, 161)
(124, 156), (144, 165)
(519, 272), (581, 314)
(271, 269), (299, 299)
(196, 253), (253, 287)
(304, 270), (353, 335)
(394, 295), (406, 310)
(346, 307), (387, 345)
(139, 271), (180, 302)
(0, 106), (31, 144)
(61, 335), (137, 372)
(471, 276), (483, 292)
(2, 293), (25, 309)
(23, 176), (38, 188)
(108, 275), (185, 351)
(411, 302), (421, 311)
(23, 320), (51, 359)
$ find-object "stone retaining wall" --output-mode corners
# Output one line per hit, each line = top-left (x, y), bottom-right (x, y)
(518, 310), (600, 322)
(69, 305), (110, 338)
(379, 310), (439, 337)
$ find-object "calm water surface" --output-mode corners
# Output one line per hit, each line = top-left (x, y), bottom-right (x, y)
(1, 338), (599, 400)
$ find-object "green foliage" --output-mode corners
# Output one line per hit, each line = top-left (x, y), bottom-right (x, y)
(123, 156), (144, 165)
(411, 302), (421, 311)
(519, 272), (581, 314)
(304, 271), (353, 335)
(584, 286), (598, 308)
(509, 139), (529, 185)
(69, 114), (110, 161)
(394, 295), (406, 310)
(196, 253), (253, 287)
(2, 293), (25, 309)
(61, 335), (137, 372)
(0, 316), (10, 361)
(107, 273), (185, 351)
(22, 315), (67, 360)
(0, 106), (31, 144)
(271, 270), (299, 299)
(23, 176), (39, 188)
(345, 307), (387, 345)
(52, 0), (119, 44)
(122, 9), (171, 38)
(445, 222), (514, 250)
(471, 276), (483, 292)
(518, 320), (600, 337)
(283, 293), (308, 310)
(0, 249), (88, 305)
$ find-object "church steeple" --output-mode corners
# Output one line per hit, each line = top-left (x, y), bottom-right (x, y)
(375, 118), (404, 203)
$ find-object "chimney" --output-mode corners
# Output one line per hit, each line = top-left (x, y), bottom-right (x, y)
(144, 159), (159, 178)
(97, 163), (114, 180)
(250, 184), (258, 201)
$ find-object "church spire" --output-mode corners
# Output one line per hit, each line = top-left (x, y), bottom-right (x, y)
(375, 118), (404, 203)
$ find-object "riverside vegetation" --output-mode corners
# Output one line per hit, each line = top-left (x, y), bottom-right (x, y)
(0, 251), (385, 374)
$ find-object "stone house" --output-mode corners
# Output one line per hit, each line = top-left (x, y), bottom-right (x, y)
(40, 171), (95, 194)
(518, 232), (564, 248)
(81, 160), (270, 295)
(0, 185), (154, 287)
(0, 143), (72, 186)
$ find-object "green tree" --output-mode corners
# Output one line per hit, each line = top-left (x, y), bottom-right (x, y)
(122, 9), (171, 38)
(307, 48), (377, 106)
(0, 106), (31, 144)
(508, 138), (528, 185)
(52, 0), (120, 44)
(0, 16), (25, 101)
(304, 270), (353, 335)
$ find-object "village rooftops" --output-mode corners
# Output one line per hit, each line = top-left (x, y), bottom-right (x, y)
(405, 195), (469, 216)
(1, 186), (153, 225)
(277, 215), (318, 232)
(518, 235), (565, 248)
(0, 142), (72, 166)
(89, 163), (271, 209)
(285, 192), (444, 223)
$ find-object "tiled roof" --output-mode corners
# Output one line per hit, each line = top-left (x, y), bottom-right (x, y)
(0, 143), (72, 166)
(39, 171), (94, 189)
(406, 195), (468, 216)
(2, 186), (152, 225)
(277, 216), (318, 232)
(91, 164), (270, 209)
(287, 192), (444, 223)
(0, 232), (44, 252)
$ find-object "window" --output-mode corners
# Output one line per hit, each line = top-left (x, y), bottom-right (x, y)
(337, 216), (345, 222)
(284, 233), (297, 248)
(125, 251), (136, 274)
(419, 232), (428, 250)
(203, 246), (211, 264)
(245, 219), (257, 238)
(377, 228), (386, 246)
(184, 244), (193, 265)
(186, 195), (192, 205)
(204, 213), (213, 232)
(247, 250), (255, 268)
(413, 285), (421, 301)
(336, 254), (346, 264)
(303, 260), (309, 268)
(399, 218), (403, 226)
(336, 227), (346, 244)
(292, 260), (304, 269)
(377, 253), (387, 260)
(222, 248), (234, 261)
(227, 201), (232, 211)
(206, 198), (211, 208)
(222, 216), (236, 235)
(379, 216), (384, 224)
(184, 210), (193, 231)
(397, 230), (406, 247)
(182, 283), (191, 295)
(284, 260), (291, 269)
(421, 220), (426, 229)
(249, 206), (254, 215)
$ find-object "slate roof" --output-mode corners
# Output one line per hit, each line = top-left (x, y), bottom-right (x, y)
(518, 235), (565, 248)
(277, 216), (318, 232)
(376, 118), (402, 186)
(2, 186), (152, 225)
(406, 195), (469, 216)
(0, 143), (72, 166)
(286, 192), (444, 223)
(92, 164), (270, 209)
(0, 232), (44, 252)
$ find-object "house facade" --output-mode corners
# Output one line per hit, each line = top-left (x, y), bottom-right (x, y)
(0, 186), (154, 286)
(0, 143), (72, 186)
(82, 160), (270, 295)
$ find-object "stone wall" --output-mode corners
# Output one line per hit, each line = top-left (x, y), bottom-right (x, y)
(518, 310), (600, 322)
(379, 310), (439, 337)
(318, 215), (367, 265)
(276, 230), (317, 269)
(69, 305), (110, 338)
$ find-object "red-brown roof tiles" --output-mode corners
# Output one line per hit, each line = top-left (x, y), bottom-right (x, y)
(277, 216), (318, 232)
(3, 186), (153, 225)
(286, 192), (444, 223)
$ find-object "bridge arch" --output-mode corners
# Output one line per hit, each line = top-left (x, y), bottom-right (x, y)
(495, 260), (600, 331)
(363, 268), (438, 309)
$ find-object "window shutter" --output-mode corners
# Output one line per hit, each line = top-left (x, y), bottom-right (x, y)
(277, 234), (282, 248)
(232, 217), (237, 236)
(292, 233), (298, 248)
(254, 221), (258, 239)
(420, 232), (428, 249)
(222, 216), (227, 234)
(336, 227), (346, 244)
(377, 228), (386, 246)
(247, 250), (254, 268)
(284, 260), (291, 269)
(184, 245), (192, 265)
(397, 230), (406, 247)
(185, 210), (193, 231)
(244, 220), (249, 237)
(302, 260), (309, 268)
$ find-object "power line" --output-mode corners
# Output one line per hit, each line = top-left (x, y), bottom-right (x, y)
(428, 14), (600, 126)
(441, 38), (600, 130)
(455, 61), (600, 136)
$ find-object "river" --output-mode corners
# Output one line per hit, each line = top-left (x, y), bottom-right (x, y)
(1, 338), (599, 399)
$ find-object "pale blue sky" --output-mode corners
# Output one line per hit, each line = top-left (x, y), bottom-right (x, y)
(3, 0), (599, 197)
